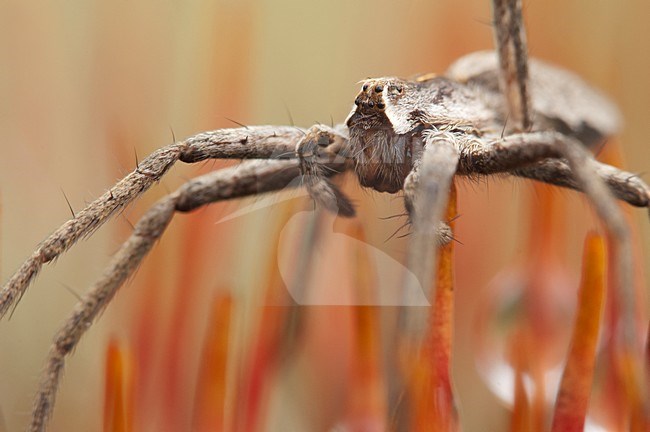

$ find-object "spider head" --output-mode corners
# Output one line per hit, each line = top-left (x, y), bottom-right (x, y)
(346, 77), (409, 129)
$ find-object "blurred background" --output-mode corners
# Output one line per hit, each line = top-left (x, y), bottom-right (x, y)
(0, 0), (648, 431)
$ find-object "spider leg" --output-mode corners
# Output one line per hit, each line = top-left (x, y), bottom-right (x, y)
(401, 131), (459, 338)
(514, 158), (650, 208)
(492, 0), (532, 130)
(0, 126), (316, 318)
(462, 131), (641, 357)
(457, 131), (650, 208)
(28, 158), (340, 431)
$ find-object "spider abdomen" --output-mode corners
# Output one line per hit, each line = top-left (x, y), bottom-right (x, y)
(447, 51), (621, 147)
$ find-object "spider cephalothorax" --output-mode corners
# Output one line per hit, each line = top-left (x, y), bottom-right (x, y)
(346, 75), (498, 193)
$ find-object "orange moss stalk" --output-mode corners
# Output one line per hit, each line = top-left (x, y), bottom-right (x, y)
(162, 208), (226, 431)
(130, 244), (165, 427)
(192, 293), (233, 432)
(646, 321), (650, 406)
(604, 233), (649, 431)
(551, 234), (606, 431)
(345, 222), (387, 430)
(347, 306), (387, 431)
(406, 181), (459, 431)
(511, 183), (569, 431)
(103, 338), (134, 432)
(597, 142), (649, 430)
(235, 205), (296, 432)
(526, 183), (564, 419)
(235, 264), (284, 431)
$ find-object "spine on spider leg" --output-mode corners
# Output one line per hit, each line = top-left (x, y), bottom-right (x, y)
(0, 126), (317, 318)
(514, 159), (650, 209)
(29, 197), (178, 432)
(174, 160), (303, 213)
(463, 132), (650, 210)
(0, 144), (185, 318)
(28, 160), (307, 431)
(179, 126), (304, 163)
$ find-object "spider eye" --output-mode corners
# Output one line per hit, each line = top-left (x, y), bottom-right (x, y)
(367, 101), (375, 108)
(362, 84), (369, 91)
(377, 102), (385, 109)
(374, 85), (383, 93)
(354, 96), (362, 105)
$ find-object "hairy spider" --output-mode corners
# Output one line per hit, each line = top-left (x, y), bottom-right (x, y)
(2, 0), (648, 430)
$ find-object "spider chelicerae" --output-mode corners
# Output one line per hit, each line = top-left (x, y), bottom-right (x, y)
(2, 0), (649, 430)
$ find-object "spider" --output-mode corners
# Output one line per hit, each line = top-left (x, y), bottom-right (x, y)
(2, 0), (649, 430)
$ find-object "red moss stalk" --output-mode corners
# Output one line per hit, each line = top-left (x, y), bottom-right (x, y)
(406, 181), (459, 431)
(235, 206), (295, 432)
(510, 334), (532, 432)
(345, 222), (387, 430)
(192, 293), (233, 432)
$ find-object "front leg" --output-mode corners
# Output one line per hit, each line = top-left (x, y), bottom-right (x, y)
(514, 158), (650, 208)
(401, 131), (459, 338)
(29, 159), (311, 431)
(0, 125), (309, 318)
(458, 131), (650, 209)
